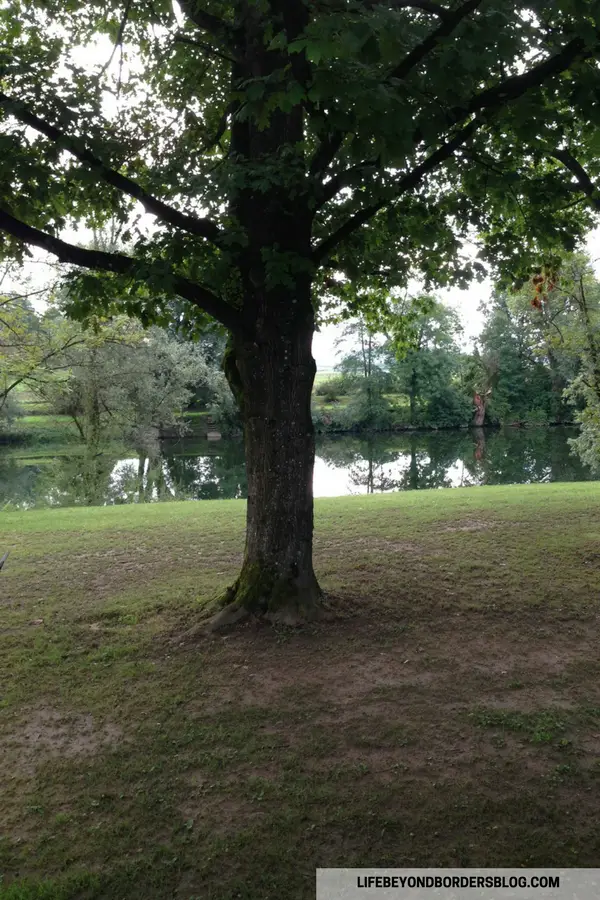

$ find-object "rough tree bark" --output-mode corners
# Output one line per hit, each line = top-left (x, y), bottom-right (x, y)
(196, 0), (326, 629)
(212, 306), (323, 628)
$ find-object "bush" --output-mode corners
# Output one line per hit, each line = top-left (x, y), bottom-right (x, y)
(337, 387), (395, 431)
(525, 407), (550, 426)
(422, 388), (472, 428)
(314, 376), (348, 403)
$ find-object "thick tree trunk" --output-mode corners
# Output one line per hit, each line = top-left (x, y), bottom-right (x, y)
(209, 313), (323, 629)
(196, 0), (322, 630)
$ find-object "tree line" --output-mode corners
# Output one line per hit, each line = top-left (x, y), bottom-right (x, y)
(4, 251), (600, 482)
(318, 254), (600, 463)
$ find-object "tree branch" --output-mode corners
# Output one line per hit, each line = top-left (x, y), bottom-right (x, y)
(309, 132), (346, 179)
(322, 0), (448, 17)
(0, 91), (225, 246)
(388, 0), (483, 82)
(550, 148), (600, 211)
(313, 118), (480, 263)
(174, 33), (237, 64)
(308, 0), (482, 180)
(313, 33), (598, 260)
(0, 208), (242, 333)
(446, 34), (593, 126)
(176, 1), (235, 45)
(99, 0), (133, 77)
(317, 160), (381, 207)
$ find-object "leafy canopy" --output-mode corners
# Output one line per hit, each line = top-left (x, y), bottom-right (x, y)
(1, 0), (600, 335)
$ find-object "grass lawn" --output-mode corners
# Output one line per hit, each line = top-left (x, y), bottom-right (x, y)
(2, 483), (600, 897)
(4, 415), (80, 447)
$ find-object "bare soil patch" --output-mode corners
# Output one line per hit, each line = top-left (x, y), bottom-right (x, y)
(174, 610), (600, 805)
(2, 707), (122, 777)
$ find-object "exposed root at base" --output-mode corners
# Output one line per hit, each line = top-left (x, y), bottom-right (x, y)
(171, 592), (354, 645)
(204, 598), (325, 633)
(206, 601), (252, 632)
(172, 563), (345, 640)
(198, 562), (325, 633)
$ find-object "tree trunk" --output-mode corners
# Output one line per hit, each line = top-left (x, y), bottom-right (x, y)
(367, 450), (374, 494)
(210, 313), (323, 629)
(546, 347), (566, 423)
(200, 0), (322, 630)
(409, 367), (417, 425)
(472, 391), (488, 427)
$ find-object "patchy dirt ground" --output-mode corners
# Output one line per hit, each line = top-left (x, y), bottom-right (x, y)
(1, 708), (122, 777)
(2, 486), (600, 898)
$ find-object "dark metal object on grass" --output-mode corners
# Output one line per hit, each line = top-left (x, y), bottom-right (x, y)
(0, 551), (8, 571)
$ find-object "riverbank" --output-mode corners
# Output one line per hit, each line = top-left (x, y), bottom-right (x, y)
(2, 483), (600, 898)
(2, 389), (579, 448)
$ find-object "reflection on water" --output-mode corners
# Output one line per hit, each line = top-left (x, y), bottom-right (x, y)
(0, 426), (596, 509)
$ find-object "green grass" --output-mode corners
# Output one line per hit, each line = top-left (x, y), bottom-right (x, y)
(313, 370), (335, 383)
(4, 415), (80, 446)
(3, 482), (600, 897)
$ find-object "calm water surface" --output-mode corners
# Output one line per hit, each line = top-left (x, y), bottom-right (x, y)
(1, 426), (596, 509)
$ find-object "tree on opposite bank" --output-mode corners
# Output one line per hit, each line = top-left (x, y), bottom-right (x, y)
(1, 0), (600, 626)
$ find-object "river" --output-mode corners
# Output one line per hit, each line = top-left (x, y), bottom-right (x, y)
(0, 425), (597, 509)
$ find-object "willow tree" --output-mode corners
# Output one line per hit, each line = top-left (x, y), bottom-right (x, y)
(1, 0), (600, 626)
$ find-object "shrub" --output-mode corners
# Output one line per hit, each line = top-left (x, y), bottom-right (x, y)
(422, 388), (472, 428)
(338, 388), (395, 431)
(314, 376), (348, 403)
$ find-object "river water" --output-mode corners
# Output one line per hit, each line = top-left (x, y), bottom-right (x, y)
(1, 426), (597, 509)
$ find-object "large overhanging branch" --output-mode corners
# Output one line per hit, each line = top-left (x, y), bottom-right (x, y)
(177, 1), (235, 46)
(0, 208), (242, 333)
(0, 92), (225, 246)
(308, 0), (483, 179)
(550, 148), (600, 211)
(312, 117), (480, 263)
(448, 35), (593, 125)
(388, 0), (483, 82)
(313, 33), (598, 260)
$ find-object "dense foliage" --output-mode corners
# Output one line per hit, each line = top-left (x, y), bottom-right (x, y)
(0, 295), (229, 449)
(1, 2), (600, 337)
